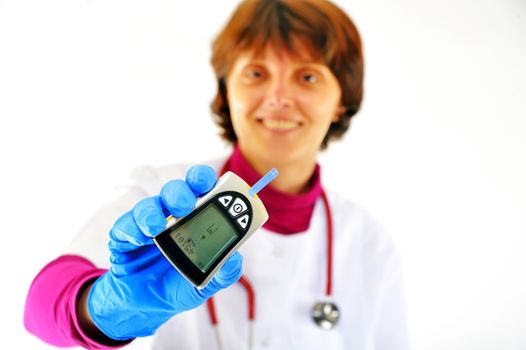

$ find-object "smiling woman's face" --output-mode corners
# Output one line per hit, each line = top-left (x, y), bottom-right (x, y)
(226, 41), (344, 168)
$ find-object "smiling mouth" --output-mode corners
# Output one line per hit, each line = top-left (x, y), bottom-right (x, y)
(258, 118), (302, 131)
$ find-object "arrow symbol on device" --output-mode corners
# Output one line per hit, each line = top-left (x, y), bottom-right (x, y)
(219, 196), (233, 207)
(237, 214), (249, 229)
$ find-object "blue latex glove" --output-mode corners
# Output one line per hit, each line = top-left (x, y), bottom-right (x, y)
(87, 165), (243, 340)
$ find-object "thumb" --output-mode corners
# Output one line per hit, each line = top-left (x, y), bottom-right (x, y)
(201, 252), (243, 294)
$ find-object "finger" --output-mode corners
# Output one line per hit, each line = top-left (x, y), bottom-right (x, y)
(200, 252), (243, 296)
(185, 165), (217, 196)
(133, 195), (167, 237)
(160, 179), (196, 218)
(109, 245), (165, 276)
(213, 252), (243, 286)
(109, 211), (153, 252)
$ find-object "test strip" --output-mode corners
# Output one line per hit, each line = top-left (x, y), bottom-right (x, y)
(248, 168), (279, 197)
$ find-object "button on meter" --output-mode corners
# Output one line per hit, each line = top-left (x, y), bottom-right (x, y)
(229, 197), (248, 217)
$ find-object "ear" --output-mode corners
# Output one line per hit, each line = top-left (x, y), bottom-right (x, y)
(332, 105), (347, 123)
(221, 77), (229, 98)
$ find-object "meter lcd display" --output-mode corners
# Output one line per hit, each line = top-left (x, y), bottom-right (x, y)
(169, 204), (238, 272)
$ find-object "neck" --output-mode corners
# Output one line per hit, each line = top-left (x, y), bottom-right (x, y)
(239, 148), (317, 195)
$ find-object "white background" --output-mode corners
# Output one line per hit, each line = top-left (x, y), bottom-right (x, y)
(1, 0), (525, 349)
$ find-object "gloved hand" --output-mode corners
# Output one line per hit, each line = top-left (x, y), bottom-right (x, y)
(87, 165), (243, 340)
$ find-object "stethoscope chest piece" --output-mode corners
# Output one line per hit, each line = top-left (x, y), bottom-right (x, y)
(311, 300), (340, 329)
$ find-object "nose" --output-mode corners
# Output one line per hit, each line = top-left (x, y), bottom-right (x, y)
(264, 76), (293, 109)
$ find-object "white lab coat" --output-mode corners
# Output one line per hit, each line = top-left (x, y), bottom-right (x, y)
(66, 158), (409, 350)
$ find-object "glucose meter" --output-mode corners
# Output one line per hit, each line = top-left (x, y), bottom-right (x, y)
(153, 168), (278, 289)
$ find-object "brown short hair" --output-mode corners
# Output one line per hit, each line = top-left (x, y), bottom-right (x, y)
(210, 0), (364, 149)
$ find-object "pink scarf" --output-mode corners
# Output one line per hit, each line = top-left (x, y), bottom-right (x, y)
(223, 145), (322, 234)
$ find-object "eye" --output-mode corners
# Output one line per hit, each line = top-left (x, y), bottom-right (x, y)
(244, 69), (263, 79)
(302, 72), (318, 84)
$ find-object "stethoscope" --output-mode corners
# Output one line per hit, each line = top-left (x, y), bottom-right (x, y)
(206, 164), (339, 350)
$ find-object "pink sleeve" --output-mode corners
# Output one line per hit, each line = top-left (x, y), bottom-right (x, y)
(24, 255), (129, 349)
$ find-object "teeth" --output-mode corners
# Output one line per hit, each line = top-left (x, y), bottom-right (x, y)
(262, 119), (299, 130)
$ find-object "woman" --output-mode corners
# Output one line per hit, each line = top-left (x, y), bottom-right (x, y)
(24, 0), (409, 349)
